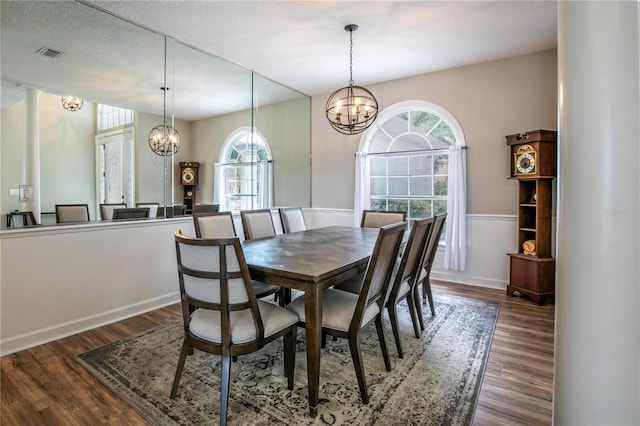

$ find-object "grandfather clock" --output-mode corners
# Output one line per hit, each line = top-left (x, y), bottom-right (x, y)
(506, 130), (557, 305)
(179, 162), (199, 214)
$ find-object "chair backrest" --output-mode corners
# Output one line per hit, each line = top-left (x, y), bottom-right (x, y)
(388, 217), (435, 301)
(193, 204), (220, 214)
(56, 204), (90, 223)
(100, 203), (127, 220)
(112, 207), (150, 220)
(240, 209), (276, 240)
(194, 211), (237, 238)
(279, 207), (307, 233)
(136, 202), (159, 218)
(174, 230), (265, 344)
(361, 210), (407, 228)
(173, 205), (187, 216)
(421, 213), (447, 272)
(352, 222), (406, 329)
(7, 211), (38, 227)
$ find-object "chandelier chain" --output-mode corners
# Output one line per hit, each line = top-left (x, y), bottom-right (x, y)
(349, 28), (354, 86)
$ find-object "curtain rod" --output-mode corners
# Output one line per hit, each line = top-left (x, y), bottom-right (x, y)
(356, 146), (467, 157)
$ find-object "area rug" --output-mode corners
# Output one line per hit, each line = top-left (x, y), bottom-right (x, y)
(76, 292), (499, 425)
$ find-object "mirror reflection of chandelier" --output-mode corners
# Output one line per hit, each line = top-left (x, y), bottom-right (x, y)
(148, 125), (181, 156)
(61, 95), (83, 112)
(325, 24), (378, 135)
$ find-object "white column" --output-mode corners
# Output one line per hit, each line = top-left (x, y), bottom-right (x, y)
(555, 2), (639, 425)
(19, 85), (41, 222)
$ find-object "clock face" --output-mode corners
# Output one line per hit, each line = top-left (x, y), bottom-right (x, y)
(182, 167), (195, 184)
(514, 145), (536, 175)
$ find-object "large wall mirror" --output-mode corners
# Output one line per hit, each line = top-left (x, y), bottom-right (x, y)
(1, 0), (311, 224)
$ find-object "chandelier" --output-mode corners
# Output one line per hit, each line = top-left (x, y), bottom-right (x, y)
(326, 24), (378, 135)
(61, 96), (83, 112)
(148, 125), (181, 156)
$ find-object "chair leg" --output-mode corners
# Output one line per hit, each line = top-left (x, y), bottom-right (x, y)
(387, 303), (404, 359)
(348, 334), (369, 404)
(220, 355), (231, 426)
(405, 293), (421, 338)
(375, 316), (392, 372)
(415, 281), (426, 331)
(284, 326), (297, 390)
(424, 278), (436, 316)
(170, 339), (190, 398)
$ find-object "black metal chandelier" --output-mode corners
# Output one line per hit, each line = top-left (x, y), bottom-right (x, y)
(326, 24), (378, 135)
(61, 96), (83, 112)
(148, 125), (181, 156)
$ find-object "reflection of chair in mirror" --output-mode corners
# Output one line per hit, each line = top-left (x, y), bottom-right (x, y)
(279, 207), (307, 233)
(194, 212), (282, 302)
(171, 230), (298, 426)
(240, 209), (276, 240)
(173, 205), (187, 216)
(287, 222), (406, 404)
(56, 204), (90, 224)
(100, 203), (127, 220)
(6, 211), (38, 227)
(159, 205), (187, 218)
(112, 207), (150, 220)
(193, 204), (220, 214)
(136, 202), (159, 218)
(360, 210), (407, 228)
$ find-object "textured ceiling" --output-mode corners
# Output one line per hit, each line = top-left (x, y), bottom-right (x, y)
(1, 0), (557, 120)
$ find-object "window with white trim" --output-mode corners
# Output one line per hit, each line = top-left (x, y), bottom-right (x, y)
(216, 128), (273, 212)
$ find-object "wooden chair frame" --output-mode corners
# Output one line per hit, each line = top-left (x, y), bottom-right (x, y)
(416, 213), (447, 326)
(278, 207), (307, 233)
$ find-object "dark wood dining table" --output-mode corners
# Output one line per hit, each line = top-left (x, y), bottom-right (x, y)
(241, 225), (379, 417)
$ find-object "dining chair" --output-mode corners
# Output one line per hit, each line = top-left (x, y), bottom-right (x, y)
(7, 211), (38, 227)
(360, 210), (407, 228)
(240, 209), (276, 240)
(386, 216), (434, 358)
(286, 221), (406, 404)
(112, 207), (150, 220)
(416, 213), (447, 326)
(193, 204), (220, 214)
(99, 203), (126, 220)
(279, 207), (307, 233)
(171, 230), (298, 426)
(55, 204), (90, 223)
(136, 202), (159, 218)
(193, 212), (282, 302)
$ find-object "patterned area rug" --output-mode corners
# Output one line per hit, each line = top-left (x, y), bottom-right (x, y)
(76, 293), (499, 425)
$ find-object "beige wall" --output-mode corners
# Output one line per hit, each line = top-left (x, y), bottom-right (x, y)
(311, 49), (558, 215)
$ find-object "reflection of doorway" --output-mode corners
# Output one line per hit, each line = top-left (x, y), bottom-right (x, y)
(95, 126), (134, 210)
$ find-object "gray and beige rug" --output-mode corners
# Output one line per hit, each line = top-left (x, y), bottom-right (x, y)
(76, 293), (499, 425)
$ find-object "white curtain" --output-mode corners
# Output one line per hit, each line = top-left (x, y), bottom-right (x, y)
(444, 145), (467, 271)
(353, 152), (370, 227)
(257, 160), (273, 209)
(213, 163), (225, 209)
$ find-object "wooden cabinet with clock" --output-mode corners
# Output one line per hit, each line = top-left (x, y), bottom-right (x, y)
(179, 162), (199, 214)
(506, 130), (556, 305)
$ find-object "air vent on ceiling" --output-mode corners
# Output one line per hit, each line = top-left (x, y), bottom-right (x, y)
(35, 47), (62, 58)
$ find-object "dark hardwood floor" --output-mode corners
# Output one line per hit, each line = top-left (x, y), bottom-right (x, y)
(0, 280), (554, 425)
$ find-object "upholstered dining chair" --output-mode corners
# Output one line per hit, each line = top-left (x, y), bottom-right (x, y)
(136, 202), (159, 218)
(416, 213), (447, 326)
(193, 212), (282, 302)
(360, 209), (407, 228)
(171, 230), (298, 426)
(286, 222), (406, 404)
(240, 209), (276, 240)
(193, 204), (220, 214)
(56, 204), (90, 223)
(386, 216), (434, 358)
(112, 207), (150, 220)
(278, 207), (307, 233)
(7, 211), (38, 227)
(99, 203), (126, 220)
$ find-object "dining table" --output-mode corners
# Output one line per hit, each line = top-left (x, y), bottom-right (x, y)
(241, 225), (379, 417)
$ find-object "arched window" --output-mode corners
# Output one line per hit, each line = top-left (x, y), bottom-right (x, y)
(355, 100), (467, 271)
(214, 128), (273, 212)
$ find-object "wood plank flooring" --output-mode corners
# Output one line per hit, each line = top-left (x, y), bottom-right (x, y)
(0, 280), (554, 425)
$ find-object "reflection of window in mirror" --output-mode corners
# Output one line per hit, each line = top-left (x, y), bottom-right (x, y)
(95, 105), (135, 211)
(214, 128), (273, 212)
